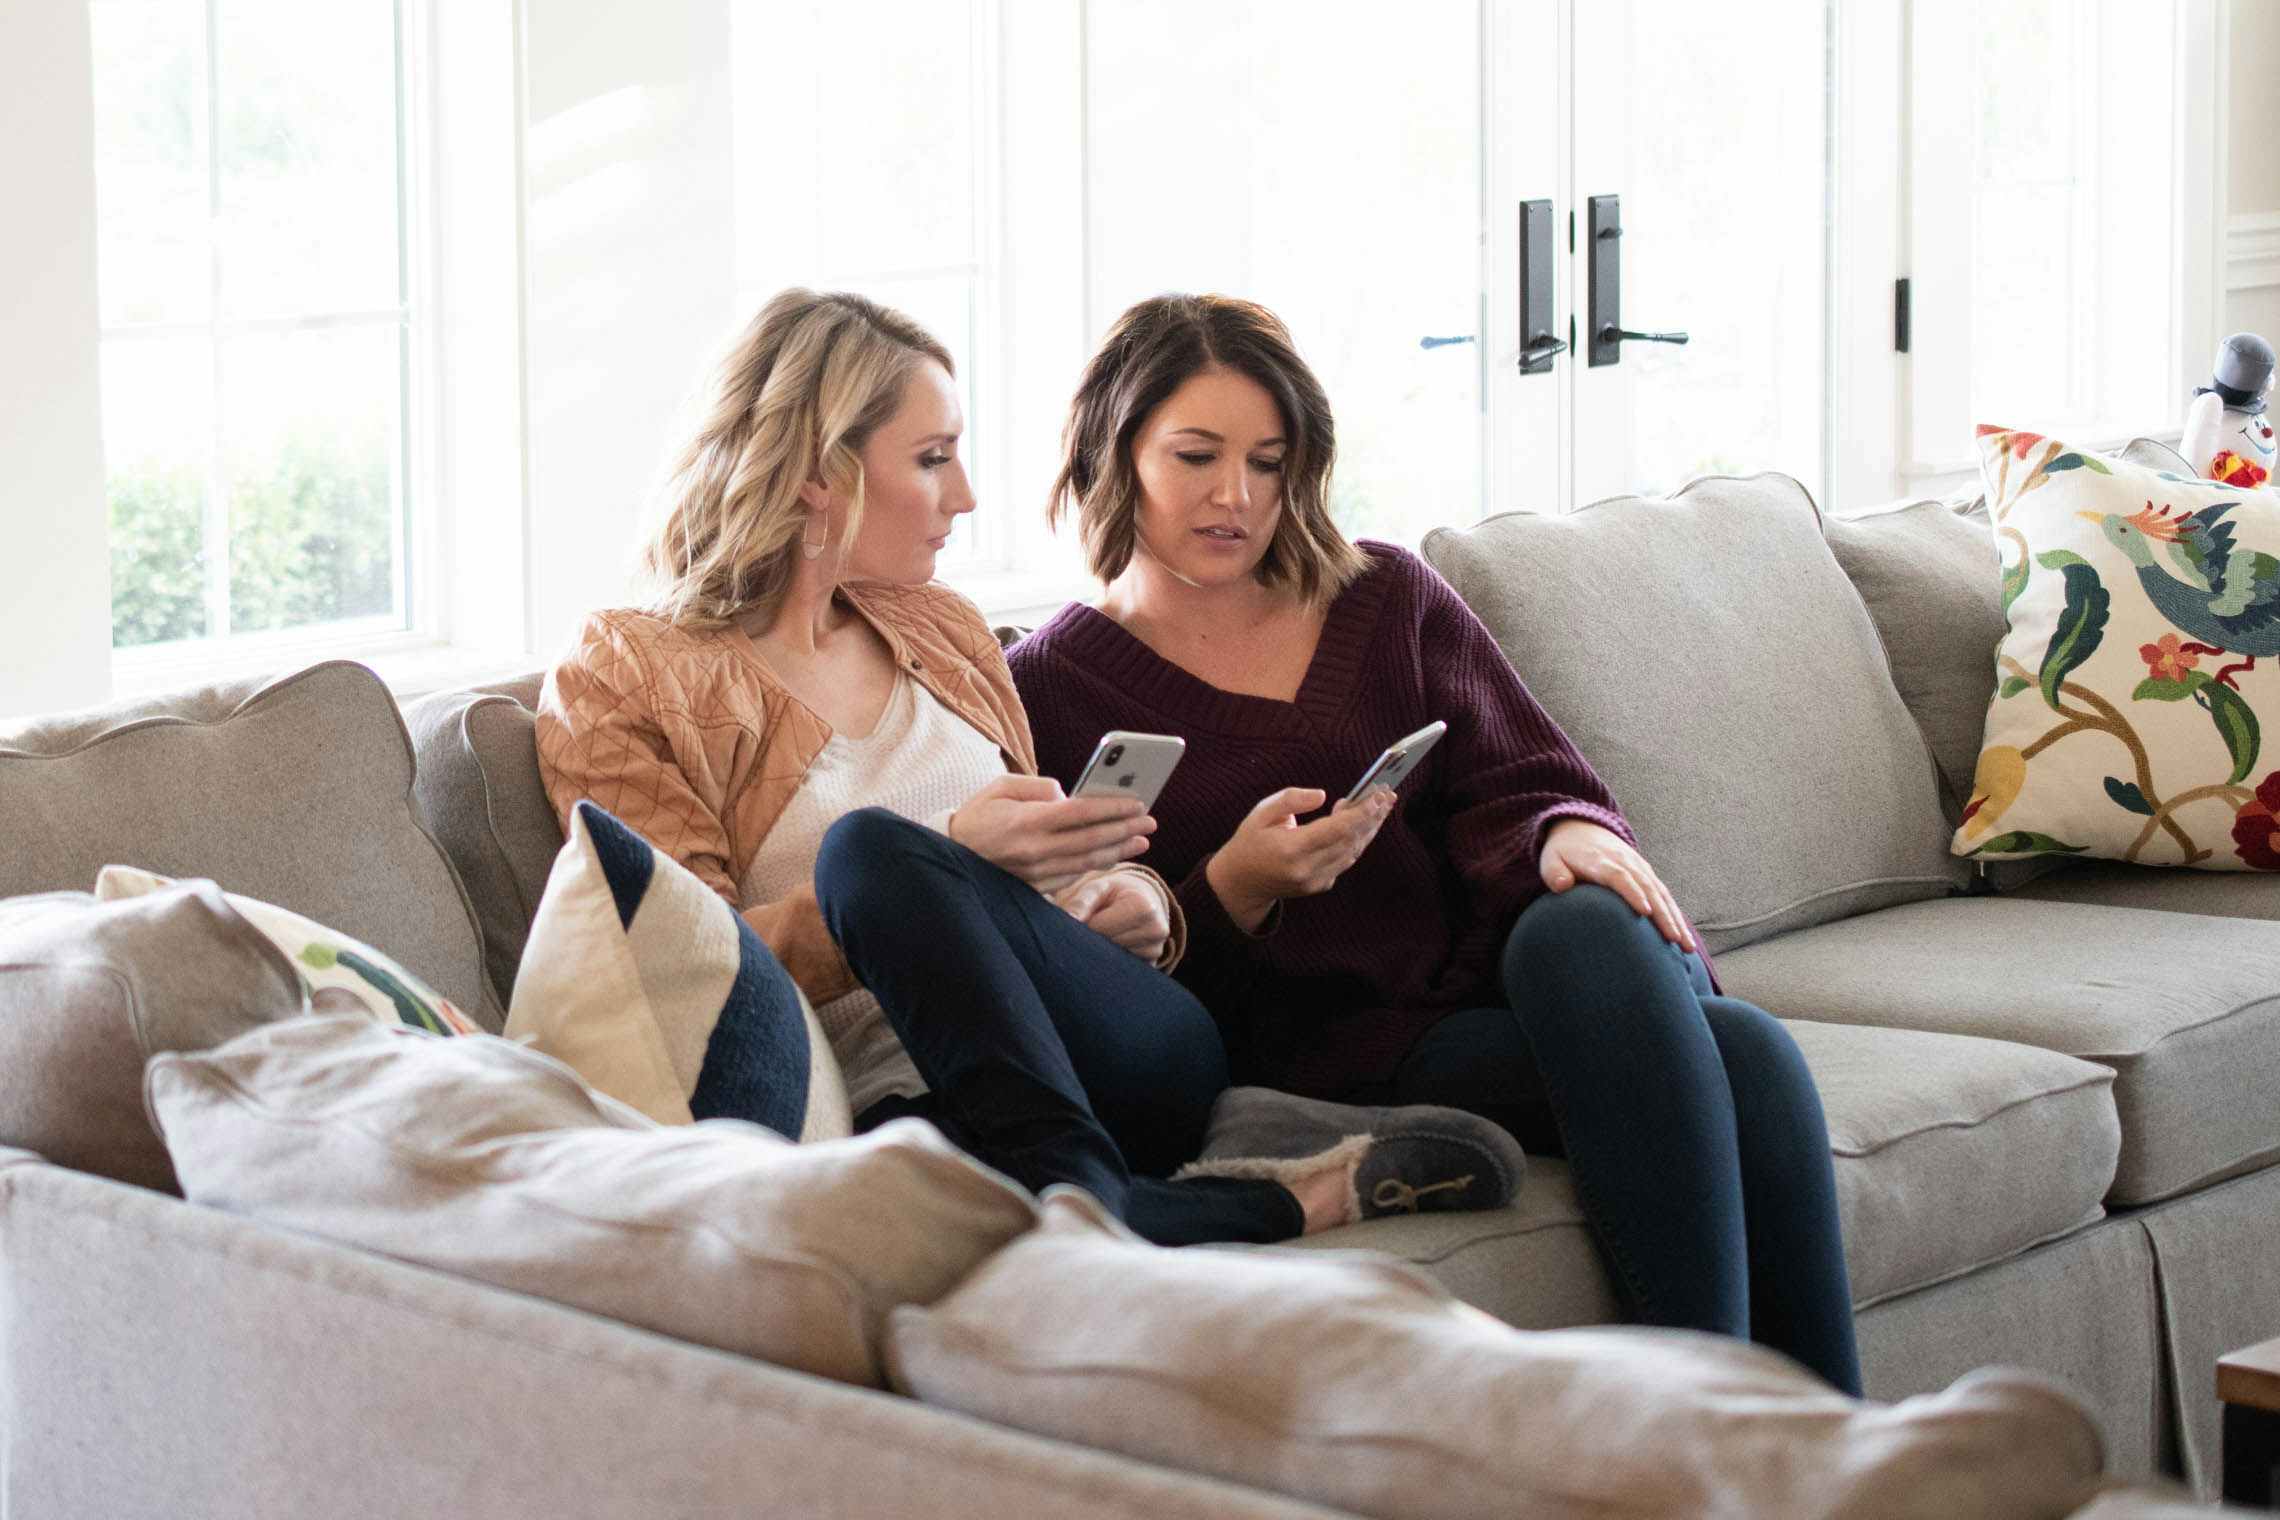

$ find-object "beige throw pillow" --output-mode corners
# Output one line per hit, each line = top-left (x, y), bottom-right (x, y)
(509, 800), (851, 1140)
(0, 884), (306, 1192)
(887, 1190), (2105, 1520)
(147, 1014), (1037, 1388)
(97, 864), (480, 1035)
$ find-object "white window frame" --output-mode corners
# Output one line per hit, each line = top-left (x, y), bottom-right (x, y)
(104, 0), (455, 699)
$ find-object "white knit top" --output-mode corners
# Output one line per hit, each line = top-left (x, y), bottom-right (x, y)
(740, 674), (1007, 1117)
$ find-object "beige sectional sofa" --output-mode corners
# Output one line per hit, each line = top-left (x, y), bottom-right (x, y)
(2, 463), (2272, 1514)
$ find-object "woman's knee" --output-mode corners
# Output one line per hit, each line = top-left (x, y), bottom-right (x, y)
(1504, 882), (1663, 984)
(1700, 999), (1817, 1097)
(814, 806), (935, 908)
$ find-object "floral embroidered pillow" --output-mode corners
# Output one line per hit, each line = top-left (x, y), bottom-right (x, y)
(1958, 425), (2280, 870)
(95, 865), (480, 1034)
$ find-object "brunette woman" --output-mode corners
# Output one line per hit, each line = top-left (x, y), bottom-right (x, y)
(1008, 294), (1861, 1389)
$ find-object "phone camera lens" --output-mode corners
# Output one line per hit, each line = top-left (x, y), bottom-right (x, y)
(1102, 744), (1124, 767)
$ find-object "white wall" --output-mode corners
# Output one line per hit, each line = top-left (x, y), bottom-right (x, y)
(0, 1), (112, 720)
(520, 0), (736, 660)
(2228, 0), (2280, 216)
(2224, 0), (2280, 345)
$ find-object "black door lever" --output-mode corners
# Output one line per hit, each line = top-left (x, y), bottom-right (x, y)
(1587, 194), (1691, 366)
(1599, 327), (1689, 346)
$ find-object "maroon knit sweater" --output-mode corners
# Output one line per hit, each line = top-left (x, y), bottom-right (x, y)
(1007, 542), (1637, 1099)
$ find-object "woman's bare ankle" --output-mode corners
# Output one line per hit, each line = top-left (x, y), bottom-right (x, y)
(1291, 1152), (1363, 1234)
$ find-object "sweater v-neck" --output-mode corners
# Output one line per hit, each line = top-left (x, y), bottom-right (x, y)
(1039, 544), (1397, 739)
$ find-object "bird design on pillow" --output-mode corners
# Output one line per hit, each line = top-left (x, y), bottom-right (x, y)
(2084, 500), (2280, 690)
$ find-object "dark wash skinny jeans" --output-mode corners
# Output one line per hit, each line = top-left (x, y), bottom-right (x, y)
(712, 807), (1861, 1393)
(811, 807), (1304, 1247)
(1374, 883), (1862, 1395)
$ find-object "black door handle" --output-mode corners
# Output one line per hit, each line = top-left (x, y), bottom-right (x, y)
(1519, 198), (1559, 375)
(1587, 195), (1693, 366)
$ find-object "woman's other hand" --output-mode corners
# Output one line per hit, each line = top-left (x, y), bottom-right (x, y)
(1054, 871), (1172, 962)
(1203, 787), (1395, 933)
(946, 774), (1154, 895)
(1538, 818), (1694, 950)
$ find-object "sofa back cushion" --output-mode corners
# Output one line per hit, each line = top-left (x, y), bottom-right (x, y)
(1422, 474), (1965, 953)
(402, 675), (559, 1010)
(0, 661), (492, 1025)
(1822, 497), (2004, 820)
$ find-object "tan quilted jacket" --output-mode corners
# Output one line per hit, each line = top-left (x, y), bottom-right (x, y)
(536, 581), (1181, 1006)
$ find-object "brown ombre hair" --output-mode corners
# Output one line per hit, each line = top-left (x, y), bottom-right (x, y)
(1048, 294), (1366, 604)
(641, 288), (953, 628)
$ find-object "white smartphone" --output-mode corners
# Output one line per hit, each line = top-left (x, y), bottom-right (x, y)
(1072, 730), (1187, 813)
(1344, 720), (1448, 805)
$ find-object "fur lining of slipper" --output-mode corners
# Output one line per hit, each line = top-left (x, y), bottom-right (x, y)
(1174, 1132), (1372, 1227)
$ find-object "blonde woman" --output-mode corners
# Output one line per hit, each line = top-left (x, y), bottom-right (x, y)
(535, 288), (1524, 1245)
(1009, 293), (1860, 1387)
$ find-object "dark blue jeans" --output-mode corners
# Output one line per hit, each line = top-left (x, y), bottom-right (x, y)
(808, 808), (1304, 1247)
(1383, 884), (1863, 1395)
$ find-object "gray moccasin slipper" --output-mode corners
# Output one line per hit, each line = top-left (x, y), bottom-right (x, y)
(1174, 1086), (1526, 1221)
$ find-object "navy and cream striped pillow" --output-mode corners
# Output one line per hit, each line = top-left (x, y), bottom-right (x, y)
(505, 801), (852, 1141)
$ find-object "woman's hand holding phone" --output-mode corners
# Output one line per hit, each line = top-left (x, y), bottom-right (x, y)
(947, 774), (1156, 895)
(1204, 786), (1396, 933)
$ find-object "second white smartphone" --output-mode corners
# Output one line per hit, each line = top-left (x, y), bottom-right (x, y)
(1072, 730), (1187, 813)
(1344, 720), (1448, 805)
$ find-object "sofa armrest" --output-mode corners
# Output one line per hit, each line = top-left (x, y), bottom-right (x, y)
(0, 1157), (1349, 1520)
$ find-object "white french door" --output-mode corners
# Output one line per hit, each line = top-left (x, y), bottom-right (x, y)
(732, 0), (1836, 574)
(1562, 0), (1830, 507)
(1077, 0), (1831, 532)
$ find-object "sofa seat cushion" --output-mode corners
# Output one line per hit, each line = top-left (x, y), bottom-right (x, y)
(0, 660), (491, 1027)
(1291, 1019), (2117, 1314)
(1424, 474), (1965, 955)
(2004, 861), (2280, 921)
(1716, 898), (2280, 1203)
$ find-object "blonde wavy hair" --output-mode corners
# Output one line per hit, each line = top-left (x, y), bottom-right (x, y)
(642, 288), (954, 628)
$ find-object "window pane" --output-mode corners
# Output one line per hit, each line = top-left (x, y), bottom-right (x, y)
(89, 0), (209, 328)
(103, 336), (215, 647)
(1084, 1), (1482, 546)
(730, 1), (977, 286)
(1961, 0), (2174, 433)
(1584, 0), (1827, 496)
(216, 0), (401, 318)
(221, 325), (404, 634)
(1972, 185), (2076, 420)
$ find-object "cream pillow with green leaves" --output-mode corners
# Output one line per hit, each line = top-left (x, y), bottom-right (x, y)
(1959, 425), (2280, 869)
(96, 865), (479, 1034)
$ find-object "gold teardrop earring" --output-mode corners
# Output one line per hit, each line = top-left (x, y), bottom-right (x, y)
(801, 507), (829, 561)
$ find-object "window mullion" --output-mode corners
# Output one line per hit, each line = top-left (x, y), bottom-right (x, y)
(392, 0), (413, 632)
(202, 0), (231, 642)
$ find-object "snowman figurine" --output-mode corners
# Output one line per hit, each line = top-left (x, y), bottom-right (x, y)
(2181, 332), (2277, 491)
